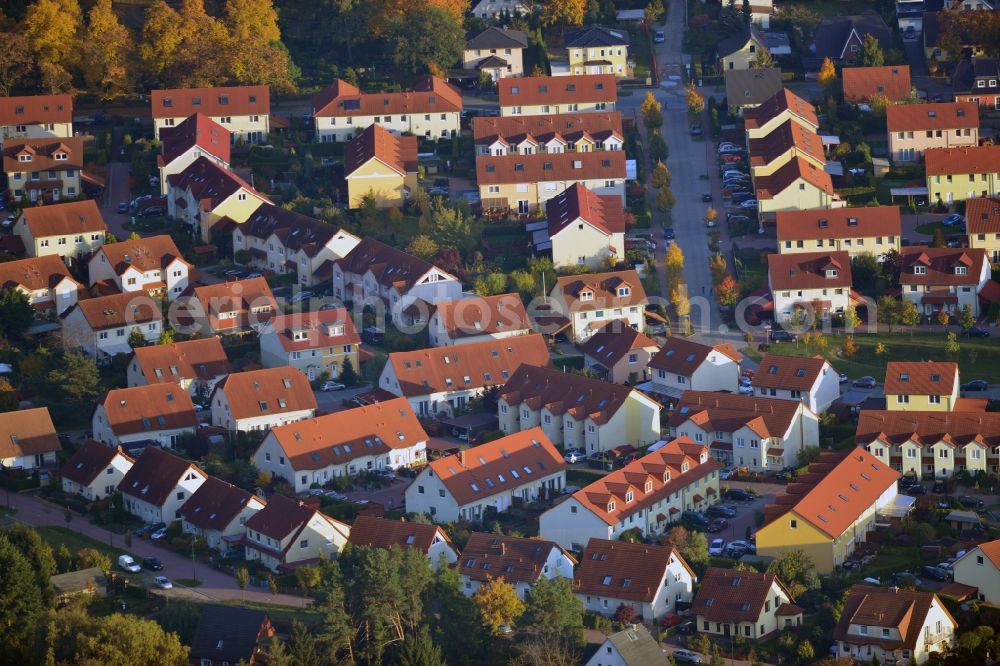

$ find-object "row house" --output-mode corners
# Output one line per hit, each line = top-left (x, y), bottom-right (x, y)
(755, 156), (838, 216)
(252, 397), (427, 492)
(127, 337), (231, 398)
(463, 27), (528, 80)
(88, 235), (192, 300)
(0, 407), (61, 470)
(59, 439), (134, 501)
(539, 437), (721, 550)
(183, 277), (278, 336)
(119, 446), (208, 525)
(156, 113), (231, 195)
(379, 333), (551, 417)
(473, 112), (623, 157)
(210, 367), (316, 433)
(647, 337), (742, 403)
(546, 269), (647, 343)
(498, 74), (617, 116)
(497, 364), (662, 453)
(458, 532), (575, 598)
(580, 320), (659, 385)
(234, 202), (360, 287)
(0, 254), (82, 317)
(151, 85), (270, 144)
(0, 94), (72, 146)
(693, 568), (802, 640)
(926, 145), (1000, 205)
(775, 206), (901, 259)
(428, 293), (533, 347)
(748, 119), (826, 180)
(3, 136), (83, 203)
(350, 516), (459, 570)
(311, 77), (461, 142)
(967, 196), (1000, 262)
(60, 291), (162, 360)
(244, 493), (351, 572)
(178, 476), (266, 552)
(259, 309), (361, 381)
(768, 250), (855, 323)
(564, 26), (631, 77)
(92, 384), (198, 450)
(668, 390), (819, 472)
(887, 102), (979, 164)
(405, 428), (567, 523)
(539, 183), (626, 270)
(899, 246), (992, 317)
(743, 89), (819, 140)
(344, 123), (419, 209)
(952, 58), (1000, 111)
(14, 200), (107, 266)
(752, 353), (840, 414)
(842, 65), (912, 104)
(756, 449), (900, 573)
(884, 361), (960, 412)
(167, 156), (270, 242)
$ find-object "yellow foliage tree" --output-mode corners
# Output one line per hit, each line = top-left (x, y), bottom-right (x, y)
(81, 0), (134, 99)
(818, 57), (837, 89)
(140, 1), (185, 81)
(641, 91), (664, 129)
(541, 0), (586, 27)
(473, 577), (525, 636)
(665, 242), (685, 284)
(223, 0), (298, 91)
(24, 0), (82, 92)
(686, 83), (705, 118)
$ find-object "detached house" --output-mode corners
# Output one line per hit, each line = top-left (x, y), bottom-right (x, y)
(842, 65), (912, 103)
(887, 102), (979, 164)
(953, 539), (1000, 606)
(3, 136), (83, 203)
(899, 246), (991, 316)
(59, 439), (134, 501)
(953, 58), (1000, 110)
(768, 250), (854, 322)
(0, 254), (82, 317)
(693, 568), (802, 639)
(178, 476), (265, 552)
(585, 625), (669, 666)
(60, 292), (163, 360)
(349, 516), (458, 569)
(580, 320), (659, 385)
(752, 354), (840, 414)
(188, 605), (275, 666)
(464, 27), (528, 80)
(0, 407), (61, 470)
(718, 24), (769, 71)
(0, 94), (72, 146)
(244, 493), (351, 572)
(428, 293), (532, 347)
(88, 235), (192, 300)
(119, 446), (208, 524)
(380, 333), (551, 417)
(775, 206), (901, 258)
(743, 89), (820, 140)
(966, 197), (1000, 262)
(344, 123), (419, 209)
(539, 437), (721, 550)
(127, 337), (231, 398)
(540, 183), (626, 269)
(884, 361), (960, 412)
(14, 200), (107, 265)
(405, 427), (567, 522)
(184, 277), (278, 336)
(812, 12), (892, 65)
(167, 156), (270, 242)
(926, 145), (1000, 205)
(210, 367), (316, 433)
(646, 337), (742, 403)
(150, 85), (270, 143)
(564, 26), (630, 77)
(546, 270), (647, 343)
(575, 539), (695, 621)
(92, 384), (198, 450)
(252, 397), (427, 491)
(498, 74), (617, 116)
(724, 68), (783, 114)
(259, 309), (361, 381)
(156, 113), (230, 195)
(668, 390), (819, 472)
(458, 532), (575, 598)
(497, 364), (662, 453)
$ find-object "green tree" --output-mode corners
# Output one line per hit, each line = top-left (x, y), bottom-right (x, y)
(387, 5), (465, 76)
(428, 199), (479, 256)
(76, 548), (111, 571)
(422, 555), (485, 664)
(55, 544), (73, 573)
(473, 577), (525, 636)
(23, 0), (82, 92)
(876, 296), (901, 334)
(655, 186), (676, 212)
(406, 235), (439, 261)
(81, 0), (134, 99)
(235, 567), (249, 600)
(651, 160), (671, 189)
(0, 288), (35, 340)
(397, 626), (446, 666)
(860, 33), (884, 67)
(339, 357), (360, 387)
(5, 524), (56, 604)
(316, 568), (354, 664)
(766, 550), (820, 599)
(899, 300), (920, 333)
(128, 327), (149, 349)
(288, 619), (320, 666)
(946, 331), (961, 356)
(641, 91), (663, 129)
(522, 576), (584, 645)
(473, 272), (508, 297)
(959, 304), (976, 331)
(649, 130), (669, 162)
(47, 352), (100, 404)
(682, 531), (710, 570)
(52, 607), (189, 665)
(0, 533), (48, 662)
(159, 328), (175, 345)
(153, 602), (201, 647)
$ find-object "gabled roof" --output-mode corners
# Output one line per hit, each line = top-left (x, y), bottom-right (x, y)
(743, 89), (818, 131)
(241, 202), (357, 258)
(264, 396), (426, 471)
(336, 237), (457, 292)
(498, 74), (617, 107)
(168, 156), (268, 211)
(718, 23), (766, 59)
(426, 428), (566, 506)
(565, 26), (630, 48)
(214, 367), (316, 421)
(189, 277), (278, 327)
(266, 308), (360, 353)
(575, 538), (690, 602)
(546, 183), (625, 239)
(472, 112), (622, 145)
(344, 123), (418, 178)
(159, 113), (231, 166)
(244, 493), (317, 540)
(97, 235), (191, 276)
(178, 476), (262, 531)
(899, 246), (987, 286)
(667, 390), (804, 438)
(98, 384), (198, 436)
(459, 532), (570, 585)
(387, 333), (550, 398)
(602, 625), (669, 665)
(767, 250), (853, 291)
(3, 136), (83, 173)
(812, 12), (891, 60)
(692, 567), (793, 623)
(466, 27), (529, 49)
(887, 101), (978, 132)
(884, 361), (958, 396)
(842, 65), (912, 102)
(0, 407), (61, 461)
(131, 337), (230, 385)
(953, 58), (1000, 96)
(0, 94), (72, 126)
(119, 446), (205, 507)
(476, 150), (627, 185)
(724, 68), (784, 108)
(65, 291), (163, 331)
(552, 269), (647, 312)
(753, 354), (830, 392)
(775, 206), (901, 242)
(59, 440), (133, 486)
(349, 516), (453, 556)
(648, 337), (741, 375)
(312, 77), (462, 118)
(966, 197), (1000, 235)
(151, 85), (270, 119)
(856, 409), (1000, 449)
(19, 200), (107, 238)
(963, 538), (1000, 570)
(754, 156), (833, 199)
(189, 605), (271, 664)
(0, 254), (80, 294)
(580, 320), (659, 369)
(925, 145), (1000, 176)
(834, 585), (954, 651)
(434, 293), (531, 340)
(748, 119), (826, 168)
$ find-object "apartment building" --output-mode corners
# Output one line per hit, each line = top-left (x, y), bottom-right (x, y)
(743, 89), (819, 139)
(0, 94), (72, 146)
(498, 74), (617, 116)
(3, 136), (83, 202)
(151, 85), (270, 143)
(463, 27), (528, 80)
(887, 102), (979, 164)
(775, 206), (901, 258)
(926, 145), (1000, 205)
(14, 200), (107, 265)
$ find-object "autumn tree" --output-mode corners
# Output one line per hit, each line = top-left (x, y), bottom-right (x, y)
(222, 0), (298, 91)
(818, 57), (837, 89)
(875, 341), (887, 355)
(139, 1), (184, 82)
(715, 276), (740, 307)
(664, 525), (690, 549)
(473, 577), (525, 636)
(80, 0), (133, 99)
(76, 548), (111, 571)
(473, 272), (508, 297)
(665, 243), (685, 284)
(937, 308), (950, 327)
(709, 253), (727, 285)
(0, 31), (33, 96)
(406, 235), (439, 261)
(171, 0), (231, 88)
(899, 300), (920, 333)
(541, 0), (586, 28)
(860, 33), (884, 67)
(24, 0), (82, 92)
(686, 83), (705, 121)
(946, 331), (961, 356)
(751, 49), (774, 69)
(651, 160), (671, 188)
(641, 91), (663, 129)
(655, 186), (676, 212)
(843, 305), (861, 331)
(388, 6), (465, 77)
(613, 603), (637, 626)
(51, 607), (190, 665)
(959, 304), (976, 331)
(841, 335), (858, 358)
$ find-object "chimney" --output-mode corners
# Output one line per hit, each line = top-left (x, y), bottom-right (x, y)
(501, 542), (506, 555)
(458, 449), (466, 467)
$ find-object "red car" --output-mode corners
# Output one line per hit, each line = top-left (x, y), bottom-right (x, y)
(741, 368), (755, 379)
(720, 153), (743, 163)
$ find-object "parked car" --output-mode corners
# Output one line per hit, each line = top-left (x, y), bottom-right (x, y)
(726, 540), (752, 557)
(904, 484), (926, 496)
(959, 495), (985, 508)
(724, 489), (754, 502)
(689, 125), (702, 136)
(654, 30), (665, 42)
(769, 330), (797, 343)
(588, 451), (613, 470)
(707, 504), (737, 518)
(718, 143), (741, 154)
(961, 379), (989, 391)
(719, 467), (735, 480)
(738, 199), (759, 209)
(681, 511), (710, 528)
(320, 381), (346, 392)
(153, 576), (173, 589)
(707, 518), (728, 533)
(139, 205), (164, 217)
(673, 649), (703, 663)
(150, 527), (168, 541)
(563, 448), (583, 464)
(701, 192), (713, 202)
(921, 565), (949, 581)
(961, 327), (990, 338)
(676, 621), (696, 635)
(720, 153), (742, 163)
(942, 214), (965, 227)
(708, 538), (727, 555)
(134, 522), (165, 538)
(932, 481), (946, 493)
(727, 215), (752, 226)
(142, 557), (164, 571)
(118, 555), (141, 573)
(663, 228), (675, 240)
(853, 376), (877, 389)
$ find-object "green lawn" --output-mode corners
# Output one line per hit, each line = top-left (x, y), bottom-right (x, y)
(36, 525), (125, 561)
(220, 600), (325, 631)
(863, 545), (924, 580)
(174, 578), (202, 588)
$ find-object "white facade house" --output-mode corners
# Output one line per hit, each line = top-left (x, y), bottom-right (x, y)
(752, 353), (841, 414)
(243, 494), (351, 572)
(178, 476), (266, 552)
(150, 85), (270, 144)
(427, 293), (532, 347)
(92, 384), (199, 450)
(119, 446), (208, 524)
(209, 368), (317, 433)
(156, 112), (231, 195)
(0, 407), (61, 470)
(768, 251), (854, 323)
(646, 338), (742, 402)
(60, 292), (163, 361)
(349, 516), (459, 570)
(0, 94), (73, 147)
(693, 567), (803, 640)
(458, 532), (576, 599)
(953, 539), (1000, 606)
(547, 270), (647, 343)
(87, 235), (192, 301)
(0, 255), (82, 317)
(59, 440), (134, 501)
(899, 246), (993, 317)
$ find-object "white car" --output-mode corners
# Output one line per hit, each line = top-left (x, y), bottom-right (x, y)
(674, 649), (703, 664)
(738, 384), (753, 395)
(153, 576), (173, 589)
(118, 554), (141, 573)
(709, 538), (726, 555)
(564, 449), (583, 464)
(321, 381), (346, 392)
(290, 290), (314, 304)
(718, 144), (741, 154)
(1, 215), (14, 227)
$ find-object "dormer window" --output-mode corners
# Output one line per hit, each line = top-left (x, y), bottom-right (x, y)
(825, 269), (838, 278)
(818, 219), (828, 228)
(644, 481), (652, 492)
(163, 98), (172, 108)
(617, 286), (630, 297)
(978, 80), (986, 88)
(625, 491), (633, 502)
(17, 154), (30, 162)
(663, 471), (671, 482)
(607, 501), (616, 512)
(847, 217), (858, 227)
(191, 97), (201, 105)
(219, 95), (229, 105)
(914, 265), (927, 275)
(956, 266), (967, 275)
(580, 290), (593, 301)
(53, 152), (67, 161)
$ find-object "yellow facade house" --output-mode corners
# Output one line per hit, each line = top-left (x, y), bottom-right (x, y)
(0, 94), (73, 147)
(966, 197), (1000, 263)
(743, 89), (819, 140)
(718, 24), (769, 71)
(344, 124), (419, 209)
(926, 145), (1000, 206)
(166, 156), (271, 242)
(755, 156), (838, 216)
(883, 361), (959, 412)
(3, 136), (84, 203)
(13, 199), (107, 266)
(775, 206), (901, 258)
(150, 85), (270, 144)
(565, 26), (631, 77)
(748, 119), (826, 178)
(498, 74), (617, 116)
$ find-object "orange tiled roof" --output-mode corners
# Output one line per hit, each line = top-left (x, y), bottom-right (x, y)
(0, 94), (72, 126)
(767, 251), (852, 291)
(842, 65), (912, 102)
(667, 391), (804, 438)
(752, 354), (830, 392)
(925, 145), (1000, 176)
(159, 113), (231, 166)
(20, 200), (107, 238)
(692, 567), (794, 623)
(546, 183), (625, 238)
(434, 293), (531, 340)
(476, 150), (626, 185)
(0, 407), (61, 460)
(965, 197), (1000, 235)
(834, 585), (954, 651)
(472, 112), (622, 145)
(344, 123), (418, 178)
(575, 538), (691, 602)
(498, 74), (617, 107)
(98, 384), (198, 436)
(151, 85), (270, 119)
(899, 246), (987, 287)
(887, 101), (978, 132)
(884, 361), (958, 396)
(748, 119), (825, 168)
(213, 367), (316, 422)
(131, 337), (230, 386)
(754, 156), (833, 199)
(459, 532), (569, 586)
(648, 337), (741, 375)
(3, 136), (83, 173)
(743, 89), (818, 131)
(312, 77), (462, 117)
(775, 206), (901, 242)
(349, 516), (454, 556)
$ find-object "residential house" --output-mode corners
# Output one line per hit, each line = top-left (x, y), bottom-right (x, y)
(167, 156), (270, 242)
(922, 10), (981, 64)
(953, 538), (1000, 605)
(178, 476), (265, 552)
(156, 112), (230, 195)
(539, 437), (722, 549)
(755, 157), (837, 215)
(755, 449), (900, 573)
(546, 270), (648, 343)
(150, 85), (270, 143)
(464, 27), (529, 80)
(693, 568), (803, 639)
(50, 567), (109, 606)
(743, 89), (819, 139)
(752, 354), (841, 414)
(887, 102), (979, 163)
(183, 277), (278, 336)
(13, 200), (107, 265)
(768, 250), (854, 322)
(59, 440), (134, 501)
(88, 235), (193, 300)
(884, 361), (960, 411)
(927, 145), (1000, 205)
(539, 182), (626, 269)
(119, 446), (208, 524)
(349, 516), (459, 569)
(188, 605), (275, 666)
(575, 539), (695, 621)
(966, 197), (1000, 262)
(472, 112), (624, 156)
(497, 364), (662, 453)
(646, 337), (742, 403)
(899, 246), (991, 316)
(723, 68), (783, 114)
(812, 12), (892, 64)
(718, 24), (769, 70)
(210, 367), (317, 432)
(952, 58), (1000, 110)
(60, 291), (163, 360)
(0, 407), (61, 470)
(344, 123), (419, 208)
(749, 0), (774, 26)
(775, 206), (901, 258)
(404, 427), (566, 522)
(0, 94), (72, 146)
(580, 320), (659, 384)
(585, 625), (670, 666)
(311, 77), (461, 143)
(498, 74), (617, 116)
(668, 390), (820, 472)
(470, 0), (531, 19)
(833, 585), (956, 664)
(252, 397), (428, 490)
(3, 136), (83, 203)
(233, 202), (360, 287)
(244, 493), (350, 572)
(259, 309), (360, 381)
(564, 26), (630, 77)
(127, 337), (231, 398)
(748, 119), (827, 178)
(458, 532), (575, 598)
(842, 65), (913, 103)
(92, 384), (198, 449)
(428, 293), (532, 347)
(379, 333), (551, 416)
(0, 254), (82, 317)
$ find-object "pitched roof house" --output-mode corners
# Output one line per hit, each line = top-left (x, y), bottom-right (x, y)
(463, 27), (529, 80)
(966, 196), (1000, 262)
(13, 199), (107, 265)
(775, 206), (902, 258)
(458, 532), (575, 598)
(127, 337), (231, 397)
(119, 446), (208, 524)
(188, 604), (275, 666)
(349, 516), (459, 569)
(150, 85), (270, 143)
(92, 384), (198, 450)
(166, 156), (270, 242)
(210, 367), (317, 433)
(755, 157), (837, 215)
(723, 68), (783, 113)
(953, 58), (1000, 109)
(59, 439), (134, 501)
(60, 291), (163, 360)
(842, 65), (912, 103)
(580, 319), (659, 385)
(405, 427), (567, 522)
(545, 269), (648, 343)
(538, 182), (626, 269)
(898, 246), (992, 317)
(88, 235), (193, 300)
(0, 94), (73, 146)
(925, 145), (1000, 206)
(244, 493), (350, 572)
(752, 353), (840, 413)
(0, 407), (61, 470)
(812, 12), (892, 64)
(718, 24), (769, 70)
(647, 337), (742, 402)
(748, 119), (827, 176)
(887, 101), (979, 164)
(184, 277), (278, 336)
(884, 361), (960, 412)
(472, 112), (623, 155)
(693, 567), (802, 639)
(585, 625), (669, 666)
(953, 538), (1000, 606)
(743, 89), (819, 136)
(2, 136), (84, 203)
(178, 476), (265, 552)
(259, 308), (361, 381)
(156, 113), (231, 195)
(564, 26), (631, 77)
(0, 254), (82, 316)
(344, 123), (419, 209)
(768, 250), (854, 322)
(498, 74), (617, 116)
(428, 293), (532, 347)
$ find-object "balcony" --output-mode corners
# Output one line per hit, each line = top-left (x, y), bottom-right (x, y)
(924, 632), (948, 647)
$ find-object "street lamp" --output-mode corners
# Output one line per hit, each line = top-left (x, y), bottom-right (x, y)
(190, 536), (197, 583)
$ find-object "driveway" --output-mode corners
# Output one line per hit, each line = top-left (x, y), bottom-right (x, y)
(312, 385), (373, 414)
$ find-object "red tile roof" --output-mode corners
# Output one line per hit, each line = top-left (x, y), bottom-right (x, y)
(476, 150), (626, 185)
(472, 112), (622, 145)
(692, 567), (794, 623)
(743, 89), (818, 131)
(241, 203), (358, 259)
(245, 492), (348, 542)
(344, 123), (418, 178)
(886, 101), (978, 132)
(899, 246), (987, 287)
(965, 197), (1000, 235)
(159, 113), (231, 166)
(0, 254), (79, 293)
(575, 538), (690, 602)
(834, 585), (954, 651)
(648, 337), (741, 375)
(98, 384), (198, 436)
(19, 200), (107, 238)
(266, 308), (360, 354)
(925, 145), (1000, 176)
(67, 291), (163, 331)
(0, 94), (72, 126)
(131, 337), (230, 386)
(667, 391), (804, 438)
(842, 65), (912, 102)
(3, 136), (83, 173)
(213, 368), (316, 422)
(312, 77), (462, 117)
(349, 515), (454, 556)
(168, 156), (268, 212)
(748, 119), (825, 167)
(755, 156), (833, 199)
(884, 361), (958, 396)
(178, 476), (263, 531)
(434, 293), (531, 340)
(498, 74), (617, 107)
(151, 85), (270, 119)
(767, 251), (852, 291)
(336, 237), (457, 292)
(0, 407), (61, 460)
(580, 320), (659, 368)
(97, 235), (191, 276)
(188, 277), (277, 333)
(119, 446), (205, 507)
(752, 354), (831, 392)
(459, 532), (569, 585)
(552, 269), (647, 313)
(59, 440), (133, 486)
(546, 183), (625, 239)
(855, 409), (1000, 449)
(966, 538), (1000, 569)
(775, 206), (901, 242)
